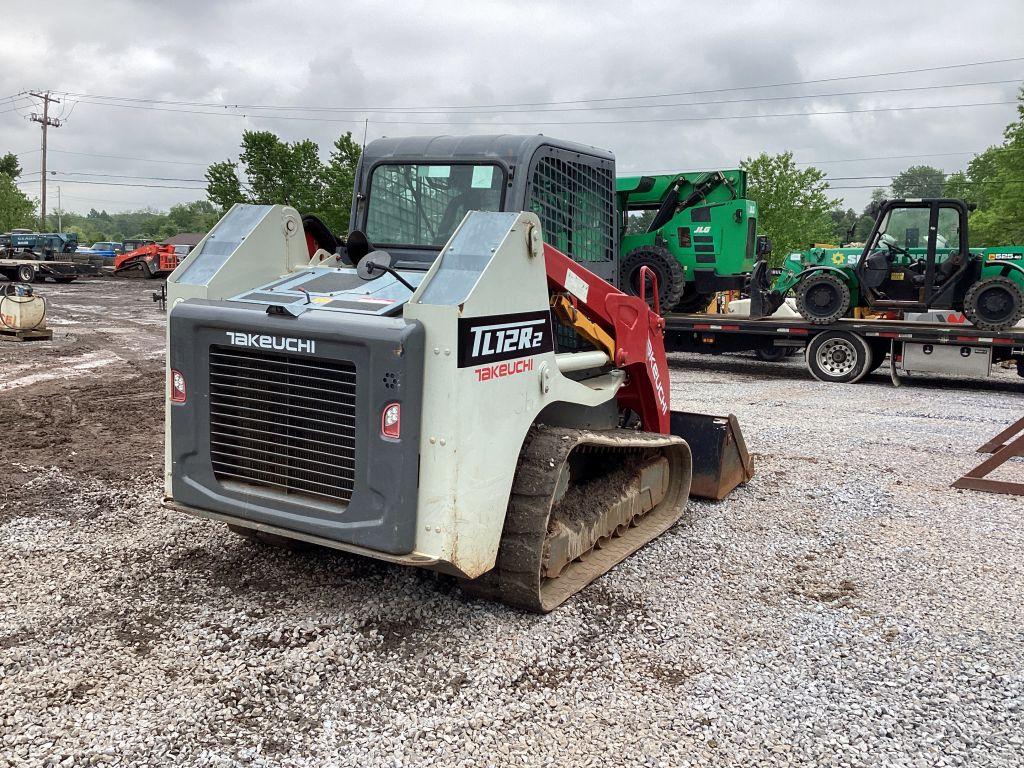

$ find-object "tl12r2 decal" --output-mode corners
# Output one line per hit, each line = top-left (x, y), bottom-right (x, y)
(457, 310), (554, 369)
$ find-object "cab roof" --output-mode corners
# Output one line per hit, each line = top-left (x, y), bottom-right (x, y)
(360, 134), (615, 166)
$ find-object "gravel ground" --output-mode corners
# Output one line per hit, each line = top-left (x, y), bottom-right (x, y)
(1, 279), (1022, 767)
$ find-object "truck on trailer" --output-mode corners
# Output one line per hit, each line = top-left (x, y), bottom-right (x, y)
(1, 232), (79, 283)
(677, 195), (1024, 385)
(663, 310), (1024, 384)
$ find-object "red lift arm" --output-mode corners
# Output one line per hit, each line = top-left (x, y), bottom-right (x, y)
(544, 242), (754, 499)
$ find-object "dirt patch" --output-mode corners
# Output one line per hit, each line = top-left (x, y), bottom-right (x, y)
(0, 279), (166, 523)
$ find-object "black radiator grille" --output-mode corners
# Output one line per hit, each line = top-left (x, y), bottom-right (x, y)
(208, 345), (357, 504)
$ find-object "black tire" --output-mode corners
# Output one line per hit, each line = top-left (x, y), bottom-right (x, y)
(16, 264), (35, 283)
(754, 340), (787, 362)
(673, 284), (715, 314)
(795, 272), (851, 324)
(619, 245), (686, 312)
(806, 331), (874, 384)
(866, 339), (889, 374)
(963, 276), (1024, 331)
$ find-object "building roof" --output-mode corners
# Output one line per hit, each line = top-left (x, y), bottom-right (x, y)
(160, 232), (205, 247)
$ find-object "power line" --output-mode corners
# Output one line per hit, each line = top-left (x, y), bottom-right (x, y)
(828, 180), (1024, 190)
(52, 55), (1024, 112)
(15, 178), (205, 190)
(45, 149), (210, 166)
(33, 148), (1015, 177)
(0, 97), (36, 115)
(55, 78), (1023, 116)
(58, 192), (145, 205)
(21, 170), (208, 183)
(70, 97), (1018, 126)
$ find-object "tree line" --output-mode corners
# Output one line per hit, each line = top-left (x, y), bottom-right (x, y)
(1, 87), (1021, 260)
(0, 151), (221, 243)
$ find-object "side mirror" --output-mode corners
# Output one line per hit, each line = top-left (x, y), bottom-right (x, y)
(756, 235), (772, 258)
(357, 250), (392, 281)
(345, 229), (371, 265)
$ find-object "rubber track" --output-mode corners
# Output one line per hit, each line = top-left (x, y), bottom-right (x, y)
(464, 426), (692, 612)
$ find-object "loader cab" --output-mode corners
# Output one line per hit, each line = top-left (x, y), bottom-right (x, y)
(123, 238), (156, 253)
(349, 135), (617, 284)
(856, 198), (972, 311)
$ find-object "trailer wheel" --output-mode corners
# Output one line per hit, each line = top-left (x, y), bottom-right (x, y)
(963, 276), (1024, 331)
(620, 246), (686, 311)
(795, 273), (851, 324)
(867, 339), (889, 374)
(806, 331), (874, 383)
(16, 264), (35, 283)
(754, 339), (787, 362)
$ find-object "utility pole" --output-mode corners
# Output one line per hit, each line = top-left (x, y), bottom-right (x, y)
(29, 91), (61, 231)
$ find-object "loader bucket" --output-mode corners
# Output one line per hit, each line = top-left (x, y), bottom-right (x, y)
(669, 411), (753, 500)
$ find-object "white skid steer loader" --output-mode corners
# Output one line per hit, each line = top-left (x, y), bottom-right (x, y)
(163, 136), (751, 611)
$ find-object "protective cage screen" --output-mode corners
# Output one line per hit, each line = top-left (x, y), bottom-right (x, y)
(527, 154), (615, 266)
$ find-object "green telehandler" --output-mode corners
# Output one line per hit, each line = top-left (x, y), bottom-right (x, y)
(751, 198), (1024, 331)
(617, 170), (768, 313)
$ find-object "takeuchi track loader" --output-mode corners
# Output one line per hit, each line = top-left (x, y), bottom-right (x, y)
(163, 135), (752, 611)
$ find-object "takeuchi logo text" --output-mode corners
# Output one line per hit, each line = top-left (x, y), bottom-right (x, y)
(474, 357), (534, 381)
(225, 331), (315, 354)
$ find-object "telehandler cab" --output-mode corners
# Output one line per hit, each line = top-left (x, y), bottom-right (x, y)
(163, 135), (752, 611)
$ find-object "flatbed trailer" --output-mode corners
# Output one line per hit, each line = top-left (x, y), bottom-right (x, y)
(664, 312), (1024, 385)
(0, 257), (78, 284)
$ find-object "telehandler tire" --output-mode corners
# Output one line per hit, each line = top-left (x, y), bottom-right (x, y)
(806, 330), (874, 384)
(963, 276), (1024, 331)
(674, 285), (715, 314)
(619, 246), (686, 312)
(795, 272), (850, 324)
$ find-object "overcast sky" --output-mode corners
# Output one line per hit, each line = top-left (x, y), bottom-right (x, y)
(1, 0), (1022, 218)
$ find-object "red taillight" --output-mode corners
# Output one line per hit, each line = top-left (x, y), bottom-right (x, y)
(381, 402), (400, 439)
(170, 368), (187, 403)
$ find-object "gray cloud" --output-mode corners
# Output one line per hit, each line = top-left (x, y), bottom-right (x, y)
(1, 0), (1021, 215)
